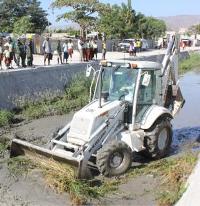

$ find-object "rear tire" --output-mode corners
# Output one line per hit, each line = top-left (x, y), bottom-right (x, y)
(96, 140), (132, 177)
(143, 119), (172, 159)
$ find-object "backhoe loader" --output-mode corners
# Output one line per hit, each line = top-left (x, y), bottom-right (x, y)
(10, 35), (185, 179)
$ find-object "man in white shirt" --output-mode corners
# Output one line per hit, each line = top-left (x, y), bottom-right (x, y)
(67, 39), (74, 61)
(78, 37), (84, 62)
(63, 40), (68, 64)
(42, 37), (52, 65)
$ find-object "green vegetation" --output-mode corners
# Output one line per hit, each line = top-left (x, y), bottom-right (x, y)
(52, 0), (166, 39)
(0, 0), (48, 33)
(97, 3), (166, 39)
(180, 52), (200, 73)
(13, 16), (34, 36)
(7, 154), (120, 205)
(0, 110), (14, 127)
(0, 136), (10, 158)
(0, 75), (90, 126)
(22, 75), (91, 120)
(188, 24), (200, 36)
(7, 156), (36, 177)
(7, 152), (197, 205)
(51, 0), (110, 36)
(127, 153), (198, 206)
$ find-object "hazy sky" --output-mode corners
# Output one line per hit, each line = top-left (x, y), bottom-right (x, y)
(40, 0), (200, 26)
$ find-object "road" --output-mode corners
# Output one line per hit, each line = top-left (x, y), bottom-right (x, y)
(0, 46), (199, 70)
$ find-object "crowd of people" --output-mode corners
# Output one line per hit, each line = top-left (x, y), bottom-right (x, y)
(0, 36), (33, 70)
(42, 36), (101, 65)
(77, 37), (100, 62)
(0, 35), (106, 70)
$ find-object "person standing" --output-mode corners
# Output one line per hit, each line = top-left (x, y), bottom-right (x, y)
(102, 41), (106, 60)
(26, 38), (33, 67)
(67, 39), (74, 61)
(63, 40), (68, 64)
(56, 40), (62, 64)
(135, 39), (140, 53)
(15, 38), (22, 67)
(42, 37), (52, 65)
(85, 39), (91, 61)
(82, 39), (87, 61)
(129, 41), (134, 56)
(20, 37), (27, 67)
(78, 37), (84, 62)
(3, 45), (11, 69)
(0, 39), (3, 69)
(4, 37), (14, 67)
(92, 40), (98, 60)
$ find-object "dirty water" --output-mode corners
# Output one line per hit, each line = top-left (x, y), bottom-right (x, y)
(0, 71), (200, 206)
(173, 71), (200, 153)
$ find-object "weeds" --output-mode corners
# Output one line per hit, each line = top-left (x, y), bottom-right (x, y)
(180, 52), (200, 73)
(7, 151), (198, 205)
(7, 156), (36, 177)
(0, 136), (10, 158)
(0, 110), (14, 127)
(22, 155), (119, 205)
(127, 153), (198, 206)
(22, 75), (91, 120)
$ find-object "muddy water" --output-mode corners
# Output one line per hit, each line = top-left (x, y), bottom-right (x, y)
(173, 71), (200, 152)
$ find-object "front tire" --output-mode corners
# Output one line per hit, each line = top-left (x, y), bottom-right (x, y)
(96, 140), (132, 177)
(143, 119), (172, 159)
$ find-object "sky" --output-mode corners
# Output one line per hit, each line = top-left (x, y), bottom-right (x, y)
(40, 0), (200, 27)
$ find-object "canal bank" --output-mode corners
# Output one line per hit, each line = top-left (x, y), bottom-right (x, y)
(0, 50), (190, 110)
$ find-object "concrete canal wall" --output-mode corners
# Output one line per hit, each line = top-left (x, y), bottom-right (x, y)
(0, 51), (190, 110)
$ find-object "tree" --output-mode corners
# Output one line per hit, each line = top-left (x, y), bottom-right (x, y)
(51, 0), (110, 37)
(97, 3), (136, 39)
(13, 16), (34, 35)
(27, 0), (49, 33)
(138, 17), (166, 39)
(0, 0), (49, 33)
(97, 2), (166, 39)
(188, 24), (200, 36)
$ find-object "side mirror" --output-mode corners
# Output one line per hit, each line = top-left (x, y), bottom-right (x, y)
(86, 65), (94, 77)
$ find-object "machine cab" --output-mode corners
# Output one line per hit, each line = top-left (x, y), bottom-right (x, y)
(89, 60), (163, 128)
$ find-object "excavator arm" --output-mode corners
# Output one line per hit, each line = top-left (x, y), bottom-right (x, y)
(161, 35), (185, 116)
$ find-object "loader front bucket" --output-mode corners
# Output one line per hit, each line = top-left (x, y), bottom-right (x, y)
(10, 139), (92, 179)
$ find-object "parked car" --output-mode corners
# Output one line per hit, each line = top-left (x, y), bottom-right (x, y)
(118, 39), (134, 52)
(118, 38), (149, 52)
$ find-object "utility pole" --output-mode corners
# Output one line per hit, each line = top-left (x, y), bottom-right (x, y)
(128, 0), (132, 9)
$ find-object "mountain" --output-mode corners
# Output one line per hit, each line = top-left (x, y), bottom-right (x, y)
(158, 15), (200, 31)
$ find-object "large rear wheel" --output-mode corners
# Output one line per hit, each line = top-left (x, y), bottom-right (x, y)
(143, 119), (172, 159)
(96, 140), (132, 177)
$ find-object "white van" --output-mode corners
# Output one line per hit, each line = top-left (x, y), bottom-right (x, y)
(118, 38), (149, 52)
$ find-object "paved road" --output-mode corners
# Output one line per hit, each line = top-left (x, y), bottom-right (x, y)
(0, 46), (199, 71)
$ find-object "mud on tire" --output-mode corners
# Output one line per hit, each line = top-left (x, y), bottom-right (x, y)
(96, 140), (132, 177)
(143, 118), (172, 159)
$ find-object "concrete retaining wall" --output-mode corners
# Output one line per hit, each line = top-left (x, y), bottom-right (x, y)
(0, 51), (190, 110)
(0, 64), (87, 109)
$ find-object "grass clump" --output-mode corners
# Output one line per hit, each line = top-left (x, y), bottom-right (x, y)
(26, 155), (119, 205)
(0, 110), (14, 127)
(128, 153), (198, 206)
(180, 52), (200, 73)
(22, 75), (90, 120)
(7, 156), (36, 177)
(7, 152), (197, 205)
(0, 136), (10, 158)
